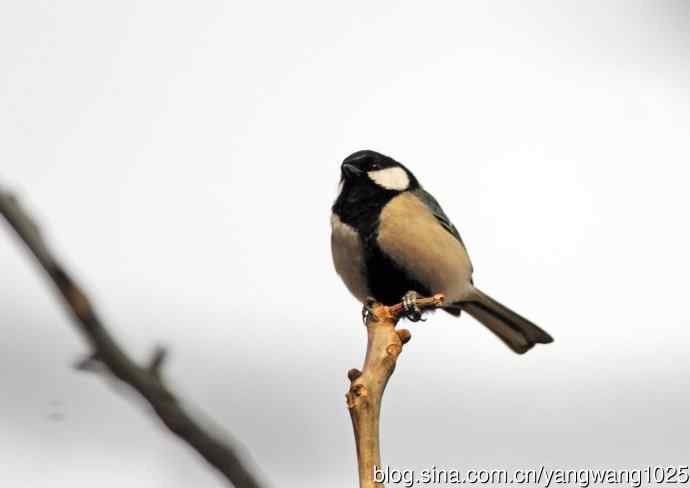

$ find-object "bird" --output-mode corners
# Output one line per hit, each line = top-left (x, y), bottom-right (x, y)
(330, 149), (553, 354)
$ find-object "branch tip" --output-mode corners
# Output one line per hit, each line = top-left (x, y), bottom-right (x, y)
(347, 293), (442, 487)
(148, 345), (168, 376)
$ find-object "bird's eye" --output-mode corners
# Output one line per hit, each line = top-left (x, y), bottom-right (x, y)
(370, 163), (380, 170)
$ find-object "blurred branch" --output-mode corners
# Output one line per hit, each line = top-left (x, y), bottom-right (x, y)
(346, 295), (444, 488)
(0, 188), (264, 488)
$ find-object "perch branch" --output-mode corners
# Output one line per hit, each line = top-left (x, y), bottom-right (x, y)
(346, 294), (444, 488)
(0, 188), (263, 488)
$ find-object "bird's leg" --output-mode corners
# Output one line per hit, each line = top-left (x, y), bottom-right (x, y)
(401, 290), (425, 322)
(361, 296), (379, 325)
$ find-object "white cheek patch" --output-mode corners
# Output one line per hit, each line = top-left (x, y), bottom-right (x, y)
(367, 167), (410, 191)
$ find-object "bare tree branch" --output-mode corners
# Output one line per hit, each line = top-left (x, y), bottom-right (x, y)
(346, 295), (444, 488)
(0, 187), (265, 488)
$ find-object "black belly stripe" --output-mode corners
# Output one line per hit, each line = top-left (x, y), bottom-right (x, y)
(364, 239), (431, 305)
(334, 183), (430, 305)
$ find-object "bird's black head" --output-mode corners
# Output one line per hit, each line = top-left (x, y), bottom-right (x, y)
(339, 150), (418, 193)
(333, 150), (420, 226)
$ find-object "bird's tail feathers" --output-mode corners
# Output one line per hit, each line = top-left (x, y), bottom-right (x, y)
(459, 288), (553, 354)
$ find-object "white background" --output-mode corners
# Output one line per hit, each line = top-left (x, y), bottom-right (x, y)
(1, 1), (689, 486)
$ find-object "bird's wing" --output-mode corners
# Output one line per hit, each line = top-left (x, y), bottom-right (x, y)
(413, 188), (466, 247)
(376, 191), (474, 301)
(412, 187), (474, 282)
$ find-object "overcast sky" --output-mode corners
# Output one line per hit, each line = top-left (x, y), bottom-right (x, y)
(2, 1), (690, 487)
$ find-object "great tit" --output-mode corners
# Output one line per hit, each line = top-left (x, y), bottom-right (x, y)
(330, 150), (553, 354)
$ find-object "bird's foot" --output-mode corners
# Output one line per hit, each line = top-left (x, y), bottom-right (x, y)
(361, 296), (379, 325)
(401, 290), (425, 322)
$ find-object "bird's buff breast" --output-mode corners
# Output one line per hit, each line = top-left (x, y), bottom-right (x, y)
(376, 192), (473, 303)
(330, 214), (370, 304)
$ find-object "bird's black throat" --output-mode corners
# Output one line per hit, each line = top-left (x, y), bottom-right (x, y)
(332, 181), (431, 306)
(332, 180), (398, 237)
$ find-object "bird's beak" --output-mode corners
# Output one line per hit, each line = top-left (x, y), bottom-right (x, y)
(341, 163), (364, 178)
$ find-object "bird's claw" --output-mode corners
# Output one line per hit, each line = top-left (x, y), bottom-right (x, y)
(402, 290), (425, 322)
(362, 296), (379, 325)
